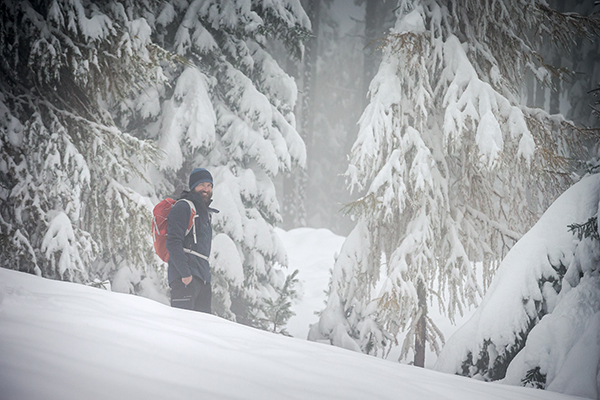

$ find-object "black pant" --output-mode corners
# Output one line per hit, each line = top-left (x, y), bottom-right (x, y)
(170, 278), (211, 313)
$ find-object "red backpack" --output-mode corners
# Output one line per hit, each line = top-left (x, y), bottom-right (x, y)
(152, 198), (196, 262)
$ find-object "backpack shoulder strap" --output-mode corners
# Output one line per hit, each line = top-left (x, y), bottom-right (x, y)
(176, 199), (198, 241)
(178, 199), (196, 215)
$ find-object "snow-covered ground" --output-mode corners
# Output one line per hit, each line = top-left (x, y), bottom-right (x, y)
(0, 266), (585, 400)
(276, 227), (346, 340)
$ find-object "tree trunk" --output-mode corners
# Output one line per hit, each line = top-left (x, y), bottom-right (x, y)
(363, 0), (379, 111)
(414, 279), (427, 367)
(549, 0), (565, 115)
(282, 0), (321, 229)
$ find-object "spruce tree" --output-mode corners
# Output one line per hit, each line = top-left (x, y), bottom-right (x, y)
(0, 0), (163, 297)
(309, 0), (598, 366)
(120, 0), (311, 327)
(435, 173), (600, 397)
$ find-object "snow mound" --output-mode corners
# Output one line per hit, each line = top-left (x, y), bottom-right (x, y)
(435, 174), (600, 399)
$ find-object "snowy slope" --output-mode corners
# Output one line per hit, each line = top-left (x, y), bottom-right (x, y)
(277, 227), (346, 339)
(0, 268), (586, 400)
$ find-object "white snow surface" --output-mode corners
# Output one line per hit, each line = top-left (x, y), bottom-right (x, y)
(0, 267), (586, 400)
(276, 227), (346, 339)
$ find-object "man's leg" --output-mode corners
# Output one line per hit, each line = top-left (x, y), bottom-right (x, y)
(170, 280), (193, 310)
(190, 279), (212, 314)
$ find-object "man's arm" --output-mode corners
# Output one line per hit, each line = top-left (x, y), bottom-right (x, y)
(166, 202), (193, 282)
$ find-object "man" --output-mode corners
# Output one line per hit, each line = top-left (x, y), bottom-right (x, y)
(166, 168), (217, 313)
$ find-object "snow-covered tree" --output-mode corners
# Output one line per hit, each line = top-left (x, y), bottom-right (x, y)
(261, 268), (299, 335)
(0, 0), (165, 299)
(309, 0), (598, 366)
(282, 0), (399, 235)
(435, 173), (600, 399)
(1, 0), (312, 334)
(117, 1), (311, 327)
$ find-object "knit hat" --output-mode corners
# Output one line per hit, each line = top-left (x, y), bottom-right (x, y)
(189, 168), (213, 191)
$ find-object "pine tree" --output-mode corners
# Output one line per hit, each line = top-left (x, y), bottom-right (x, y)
(0, 0), (164, 297)
(309, 0), (598, 367)
(261, 268), (299, 335)
(436, 33), (600, 388)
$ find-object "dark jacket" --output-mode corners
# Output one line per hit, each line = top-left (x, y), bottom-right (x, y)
(166, 190), (217, 285)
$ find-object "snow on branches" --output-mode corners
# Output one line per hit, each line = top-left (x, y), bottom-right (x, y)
(134, 0), (310, 327)
(0, 0), (162, 292)
(311, 0), (597, 368)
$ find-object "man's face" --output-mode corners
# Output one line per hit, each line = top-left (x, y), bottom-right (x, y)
(194, 181), (213, 204)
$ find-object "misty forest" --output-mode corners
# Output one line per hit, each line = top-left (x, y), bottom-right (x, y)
(1, 0), (600, 397)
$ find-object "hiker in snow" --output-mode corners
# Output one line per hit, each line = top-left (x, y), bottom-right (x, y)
(166, 168), (218, 313)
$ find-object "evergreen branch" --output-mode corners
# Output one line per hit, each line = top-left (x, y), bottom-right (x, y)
(521, 366), (546, 389)
(568, 216), (599, 241)
(40, 99), (158, 180)
(377, 32), (425, 57)
(536, 3), (600, 43)
(560, 119), (600, 140)
(340, 192), (378, 218)
(255, 7), (311, 61)
(426, 314), (446, 355)
(465, 205), (523, 242)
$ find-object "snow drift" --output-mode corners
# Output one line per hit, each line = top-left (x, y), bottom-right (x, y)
(435, 173), (600, 399)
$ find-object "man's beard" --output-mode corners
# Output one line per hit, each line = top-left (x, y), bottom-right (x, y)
(199, 191), (212, 205)
(190, 189), (212, 206)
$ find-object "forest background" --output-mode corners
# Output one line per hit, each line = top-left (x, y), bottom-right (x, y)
(1, 0), (600, 396)
(280, 0), (599, 235)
